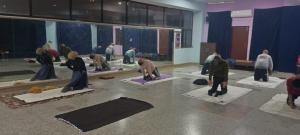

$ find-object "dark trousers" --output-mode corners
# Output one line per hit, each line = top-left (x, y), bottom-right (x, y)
(144, 68), (160, 81)
(254, 68), (268, 82)
(201, 62), (210, 75)
(209, 77), (227, 95)
(106, 54), (111, 61)
(64, 71), (88, 91)
(96, 63), (111, 71)
(31, 64), (57, 81)
(123, 55), (134, 64)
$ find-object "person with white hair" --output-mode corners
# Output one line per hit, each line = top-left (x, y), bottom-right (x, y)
(254, 49), (273, 82)
(31, 48), (57, 81)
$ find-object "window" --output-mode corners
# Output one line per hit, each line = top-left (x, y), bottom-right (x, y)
(148, 5), (163, 26)
(181, 11), (193, 48)
(0, 0), (30, 16)
(32, 0), (70, 19)
(182, 11), (193, 29)
(127, 2), (146, 25)
(72, 0), (101, 22)
(164, 8), (182, 28)
(103, 0), (126, 24)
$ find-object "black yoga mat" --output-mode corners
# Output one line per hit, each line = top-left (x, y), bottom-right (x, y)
(55, 97), (153, 132)
(0, 70), (35, 77)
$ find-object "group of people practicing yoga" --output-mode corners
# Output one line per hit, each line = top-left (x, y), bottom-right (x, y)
(202, 49), (300, 109)
(29, 42), (160, 93)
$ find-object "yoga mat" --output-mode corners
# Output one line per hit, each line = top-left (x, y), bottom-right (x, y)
(0, 79), (58, 89)
(55, 97), (153, 132)
(183, 85), (252, 105)
(184, 71), (235, 78)
(260, 94), (300, 120)
(237, 76), (285, 88)
(0, 70), (35, 77)
(121, 74), (179, 86)
(14, 88), (94, 103)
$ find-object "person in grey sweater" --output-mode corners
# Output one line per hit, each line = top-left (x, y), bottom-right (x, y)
(254, 50), (273, 82)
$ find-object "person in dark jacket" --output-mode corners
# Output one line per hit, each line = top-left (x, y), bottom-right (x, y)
(286, 75), (300, 109)
(30, 48), (57, 81)
(60, 44), (72, 60)
(208, 56), (229, 97)
(61, 51), (88, 93)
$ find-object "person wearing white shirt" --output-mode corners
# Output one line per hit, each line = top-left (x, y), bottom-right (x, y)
(254, 50), (273, 82)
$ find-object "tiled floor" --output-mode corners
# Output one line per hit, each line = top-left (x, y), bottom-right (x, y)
(0, 65), (299, 135)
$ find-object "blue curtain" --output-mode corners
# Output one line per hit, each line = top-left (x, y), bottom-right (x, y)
(57, 22), (92, 54)
(122, 28), (142, 54)
(207, 11), (232, 59)
(140, 29), (157, 54)
(250, 7), (282, 70)
(277, 6), (300, 73)
(97, 25), (113, 54)
(122, 28), (158, 54)
(0, 18), (46, 58)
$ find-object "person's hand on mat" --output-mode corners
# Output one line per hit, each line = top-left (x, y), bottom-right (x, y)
(222, 82), (228, 88)
(208, 80), (212, 86)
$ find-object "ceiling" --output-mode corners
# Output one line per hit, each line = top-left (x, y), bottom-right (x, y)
(190, 0), (234, 4)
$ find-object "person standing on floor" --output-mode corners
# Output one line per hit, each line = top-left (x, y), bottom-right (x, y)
(31, 48), (57, 81)
(201, 52), (219, 75)
(208, 56), (229, 97)
(138, 58), (160, 81)
(89, 54), (111, 72)
(62, 51), (88, 93)
(254, 49), (273, 82)
(123, 47), (136, 64)
(105, 43), (115, 61)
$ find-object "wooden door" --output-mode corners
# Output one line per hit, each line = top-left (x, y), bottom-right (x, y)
(159, 29), (169, 55)
(200, 42), (216, 64)
(231, 26), (249, 60)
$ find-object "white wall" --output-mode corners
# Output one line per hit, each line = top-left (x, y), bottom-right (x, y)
(45, 21), (58, 50)
(173, 11), (205, 64)
(91, 24), (98, 49)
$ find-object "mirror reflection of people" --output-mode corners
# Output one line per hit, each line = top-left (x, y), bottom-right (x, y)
(201, 51), (219, 75)
(138, 58), (160, 81)
(31, 48), (57, 81)
(62, 51), (88, 93)
(43, 43), (61, 62)
(208, 56), (229, 97)
(60, 44), (72, 60)
(89, 54), (111, 72)
(254, 50), (273, 82)
(123, 47), (136, 64)
(105, 43), (115, 61)
(286, 74), (300, 109)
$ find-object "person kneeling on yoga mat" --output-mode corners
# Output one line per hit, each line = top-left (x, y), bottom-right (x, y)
(254, 50), (273, 82)
(138, 58), (160, 81)
(31, 48), (57, 81)
(286, 75), (300, 109)
(62, 51), (88, 93)
(89, 54), (111, 72)
(105, 43), (115, 61)
(208, 56), (229, 97)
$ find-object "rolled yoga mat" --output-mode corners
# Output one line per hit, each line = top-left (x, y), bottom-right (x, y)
(55, 97), (154, 132)
(0, 70), (35, 77)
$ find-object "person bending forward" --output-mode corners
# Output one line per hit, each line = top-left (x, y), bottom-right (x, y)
(89, 54), (111, 71)
(254, 50), (273, 82)
(31, 48), (57, 81)
(138, 58), (160, 81)
(62, 51), (88, 93)
(208, 56), (229, 97)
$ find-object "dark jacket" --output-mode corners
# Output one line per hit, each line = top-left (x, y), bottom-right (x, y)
(36, 53), (53, 65)
(209, 58), (229, 81)
(66, 57), (87, 72)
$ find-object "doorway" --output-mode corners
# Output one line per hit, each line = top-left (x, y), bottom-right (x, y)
(231, 26), (249, 60)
